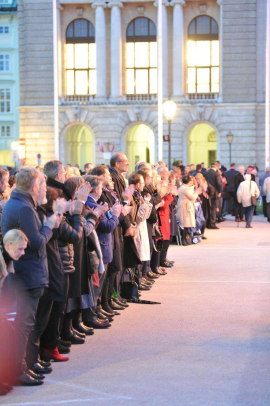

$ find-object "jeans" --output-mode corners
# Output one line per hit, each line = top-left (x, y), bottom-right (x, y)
(244, 205), (255, 226)
(15, 286), (44, 375)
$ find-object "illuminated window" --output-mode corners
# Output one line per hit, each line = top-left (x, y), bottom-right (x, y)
(66, 19), (96, 95)
(187, 16), (219, 94)
(126, 17), (157, 95)
(0, 89), (11, 113)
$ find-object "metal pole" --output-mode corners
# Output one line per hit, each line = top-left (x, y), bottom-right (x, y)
(229, 143), (231, 164)
(168, 120), (171, 169)
(53, 0), (59, 159)
(266, 0), (270, 167)
(157, 0), (163, 161)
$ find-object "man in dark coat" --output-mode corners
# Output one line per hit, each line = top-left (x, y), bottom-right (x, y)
(205, 163), (222, 229)
(2, 168), (59, 385)
(224, 163), (238, 215)
(259, 167), (270, 217)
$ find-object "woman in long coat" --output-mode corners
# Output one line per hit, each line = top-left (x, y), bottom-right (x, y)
(176, 175), (198, 246)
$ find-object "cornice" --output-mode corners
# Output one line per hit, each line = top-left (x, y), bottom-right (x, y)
(91, 1), (107, 9)
(170, 0), (186, 7)
(107, 1), (123, 8)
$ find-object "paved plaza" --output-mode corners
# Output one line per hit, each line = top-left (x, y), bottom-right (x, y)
(2, 215), (270, 406)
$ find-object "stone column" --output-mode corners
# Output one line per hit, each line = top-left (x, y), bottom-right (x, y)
(108, 1), (123, 99)
(92, 1), (107, 99)
(171, 0), (185, 99)
(217, 0), (223, 102)
(154, 1), (169, 97)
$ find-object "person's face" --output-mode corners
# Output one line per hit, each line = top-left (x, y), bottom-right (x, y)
(115, 155), (129, 174)
(239, 166), (245, 175)
(190, 165), (194, 171)
(136, 176), (145, 192)
(172, 166), (180, 175)
(31, 176), (41, 202)
(57, 165), (66, 184)
(38, 177), (47, 205)
(5, 240), (27, 260)
(201, 163), (205, 168)
(247, 167), (252, 174)
(94, 182), (103, 200)
(66, 167), (74, 179)
(144, 175), (152, 186)
(0, 175), (9, 194)
(102, 169), (113, 188)
(185, 167), (190, 174)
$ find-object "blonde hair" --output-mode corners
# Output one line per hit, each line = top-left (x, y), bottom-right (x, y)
(3, 229), (28, 248)
(195, 173), (206, 182)
(16, 167), (40, 191)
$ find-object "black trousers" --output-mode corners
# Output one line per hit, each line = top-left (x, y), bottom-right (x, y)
(208, 198), (217, 227)
(263, 196), (267, 217)
(40, 274), (69, 350)
(266, 202), (270, 220)
(160, 240), (170, 264)
(233, 192), (244, 219)
(15, 285), (44, 375)
(150, 248), (160, 272)
(25, 288), (53, 367)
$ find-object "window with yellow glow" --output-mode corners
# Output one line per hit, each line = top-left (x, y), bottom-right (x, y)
(66, 19), (96, 95)
(126, 18), (157, 95)
(187, 16), (219, 94)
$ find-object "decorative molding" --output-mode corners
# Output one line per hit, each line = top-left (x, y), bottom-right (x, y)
(107, 1), (123, 7)
(198, 4), (207, 14)
(217, 0), (223, 5)
(137, 6), (144, 15)
(170, 0), (185, 6)
(153, 1), (170, 6)
(134, 105), (142, 121)
(76, 7), (84, 16)
(92, 1), (107, 9)
(196, 105), (205, 121)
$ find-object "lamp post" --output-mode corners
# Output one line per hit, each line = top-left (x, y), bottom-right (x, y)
(226, 130), (234, 164)
(163, 99), (177, 169)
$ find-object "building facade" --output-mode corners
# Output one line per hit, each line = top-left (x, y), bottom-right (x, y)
(17, 0), (267, 170)
(0, 0), (19, 166)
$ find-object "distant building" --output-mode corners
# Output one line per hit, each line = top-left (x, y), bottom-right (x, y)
(17, 0), (267, 170)
(0, 0), (19, 166)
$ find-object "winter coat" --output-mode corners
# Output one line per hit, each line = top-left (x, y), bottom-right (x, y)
(205, 169), (222, 198)
(86, 195), (119, 264)
(237, 179), (260, 207)
(132, 192), (152, 262)
(176, 185), (198, 228)
(1, 189), (52, 289)
(263, 177), (270, 203)
(158, 194), (174, 240)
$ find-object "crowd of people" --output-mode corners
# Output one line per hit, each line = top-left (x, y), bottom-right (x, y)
(0, 154), (264, 394)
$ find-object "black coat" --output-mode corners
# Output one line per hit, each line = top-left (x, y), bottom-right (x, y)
(224, 169), (239, 192)
(234, 173), (245, 190)
(205, 169), (222, 198)
(109, 167), (131, 233)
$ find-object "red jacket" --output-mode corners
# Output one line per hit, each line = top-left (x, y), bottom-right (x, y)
(159, 194), (174, 240)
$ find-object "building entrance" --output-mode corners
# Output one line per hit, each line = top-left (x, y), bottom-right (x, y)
(63, 124), (93, 167)
(188, 123), (217, 167)
(125, 124), (155, 171)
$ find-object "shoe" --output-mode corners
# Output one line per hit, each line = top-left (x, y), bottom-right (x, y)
(60, 340), (71, 348)
(141, 281), (152, 289)
(201, 235), (207, 240)
(245, 225), (253, 228)
(160, 261), (173, 268)
(57, 343), (71, 354)
(101, 303), (115, 315)
(138, 284), (151, 291)
(31, 362), (52, 375)
(109, 300), (125, 311)
(96, 311), (109, 320)
(12, 372), (43, 386)
(27, 369), (45, 380)
(37, 357), (52, 368)
(113, 310), (121, 316)
(141, 278), (152, 286)
(61, 332), (85, 345)
(166, 259), (174, 264)
(113, 298), (129, 307)
(73, 321), (94, 335)
(72, 327), (86, 339)
(182, 240), (189, 246)
(155, 267), (167, 275)
(142, 275), (155, 283)
(241, 218), (246, 222)
(0, 383), (13, 392)
(40, 347), (69, 362)
(84, 317), (111, 329)
(208, 226), (219, 229)
(147, 271), (159, 279)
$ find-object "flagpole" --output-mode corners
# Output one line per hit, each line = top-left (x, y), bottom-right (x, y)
(53, 0), (59, 159)
(157, 0), (163, 161)
(266, 0), (270, 167)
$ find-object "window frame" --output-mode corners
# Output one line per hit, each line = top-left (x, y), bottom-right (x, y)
(0, 54), (10, 72)
(187, 16), (219, 94)
(1, 124), (11, 137)
(126, 17), (157, 95)
(65, 19), (96, 96)
(0, 89), (11, 113)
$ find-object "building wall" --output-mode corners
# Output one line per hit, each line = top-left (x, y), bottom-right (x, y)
(17, 0), (267, 170)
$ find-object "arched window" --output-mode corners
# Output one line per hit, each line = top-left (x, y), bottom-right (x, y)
(66, 19), (96, 95)
(187, 16), (219, 94)
(126, 17), (157, 95)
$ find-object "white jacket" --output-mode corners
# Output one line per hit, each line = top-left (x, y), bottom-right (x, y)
(237, 179), (260, 207)
(263, 177), (270, 203)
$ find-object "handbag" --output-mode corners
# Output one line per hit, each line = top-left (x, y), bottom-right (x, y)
(250, 181), (258, 206)
(120, 268), (139, 300)
(152, 223), (163, 239)
(87, 250), (99, 276)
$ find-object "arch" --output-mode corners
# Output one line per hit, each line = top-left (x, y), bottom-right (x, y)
(183, 121), (220, 166)
(121, 122), (156, 171)
(60, 122), (95, 167)
(66, 18), (95, 43)
(126, 17), (156, 42)
(188, 15), (219, 40)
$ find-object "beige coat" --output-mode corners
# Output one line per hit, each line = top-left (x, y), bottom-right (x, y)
(176, 184), (198, 228)
(263, 177), (270, 203)
(237, 179), (260, 207)
(133, 202), (152, 262)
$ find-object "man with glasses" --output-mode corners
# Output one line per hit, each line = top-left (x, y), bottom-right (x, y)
(43, 160), (72, 200)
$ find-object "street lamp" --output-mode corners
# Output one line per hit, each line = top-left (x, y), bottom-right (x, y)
(163, 99), (177, 169)
(226, 130), (234, 164)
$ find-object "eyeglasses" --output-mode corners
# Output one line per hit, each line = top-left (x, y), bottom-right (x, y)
(60, 171), (67, 175)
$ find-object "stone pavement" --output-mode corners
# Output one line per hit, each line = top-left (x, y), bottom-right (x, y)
(2, 216), (270, 406)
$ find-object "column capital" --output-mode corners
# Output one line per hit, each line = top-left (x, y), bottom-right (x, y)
(217, 0), (223, 5)
(92, 0), (107, 9)
(107, 1), (123, 8)
(170, 0), (185, 6)
(154, 1), (170, 7)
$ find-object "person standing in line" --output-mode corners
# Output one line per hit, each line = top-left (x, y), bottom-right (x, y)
(237, 174), (260, 228)
(259, 167), (270, 217)
(205, 163), (222, 229)
(223, 163), (238, 215)
(263, 175), (270, 222)
(234, 165), (245, 222)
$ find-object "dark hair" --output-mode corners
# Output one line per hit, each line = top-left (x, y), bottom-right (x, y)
(43, 160), (63, 179)
(196, 164), (202, 171)
(84, 175), (103, 191)
(43, 187), (60, 212)
(128, 172), (142, 186)
(182, 175), (192, 184)
(172, 160), (181, 167)
(84, 163), (92, 169)
(110, 152), (124, 167)
(137, 168), (151, 180)
(230, 163), (236, 167)
(91, 165), (108, 176)
(64, 178), (78, 200)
